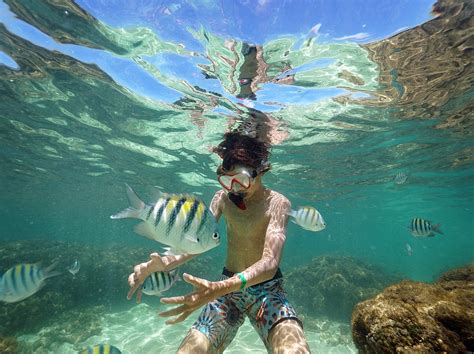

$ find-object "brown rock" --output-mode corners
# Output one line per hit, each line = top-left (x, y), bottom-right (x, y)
(351, 263), (474, 352)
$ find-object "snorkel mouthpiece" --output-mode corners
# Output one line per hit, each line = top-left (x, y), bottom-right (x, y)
(228, 192), (246, 210)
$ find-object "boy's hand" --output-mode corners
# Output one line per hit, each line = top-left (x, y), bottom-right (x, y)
(158, 273), (222, 324)
(127, 252), (166, 303)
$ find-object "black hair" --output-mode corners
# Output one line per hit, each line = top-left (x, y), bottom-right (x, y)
(214, 131), (271, 172)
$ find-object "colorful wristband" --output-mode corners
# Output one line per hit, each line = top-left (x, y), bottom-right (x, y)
(237, 272), (247, 289)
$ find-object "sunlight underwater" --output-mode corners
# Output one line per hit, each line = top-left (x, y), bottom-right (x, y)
(0, 0), (473, 353)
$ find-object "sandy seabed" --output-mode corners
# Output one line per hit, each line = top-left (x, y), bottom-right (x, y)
(18, 304), (356, 353)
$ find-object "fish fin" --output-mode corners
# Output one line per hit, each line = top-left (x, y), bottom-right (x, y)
(161, 247), (175, 256)
(44, 262), (62, 279)
(134, 222), (156, 240)
(110, 184), (145, 220)
(184, 234), (198, 243)
(432, 223), (444, 235)
(110, 207), (142, 220)
(126, 183), (145, 210)
(171, 247), (188, 255)
(150, 186), (168, 203)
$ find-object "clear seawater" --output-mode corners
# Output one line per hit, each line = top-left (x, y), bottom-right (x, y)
(0, 0), (473, 353)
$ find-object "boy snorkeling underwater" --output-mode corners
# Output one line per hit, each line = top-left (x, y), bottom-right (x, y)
(127, 131), (310, 353)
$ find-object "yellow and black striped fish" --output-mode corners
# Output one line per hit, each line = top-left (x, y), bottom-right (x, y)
(409, 218), (443, 237)
(78, 343), (122, 354)
(0, 263), (60, 303)
(111, 184), (220, 254)
(142, 268), (180, 296)
(287, 206), (326, 232)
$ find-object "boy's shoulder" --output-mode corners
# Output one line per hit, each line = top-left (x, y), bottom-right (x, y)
(267, 188), (288, 199)
(266, 189), (291, 209)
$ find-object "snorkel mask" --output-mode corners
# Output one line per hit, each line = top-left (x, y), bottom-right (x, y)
(217, 167), (256, 193)
(217, 162), (269, 210)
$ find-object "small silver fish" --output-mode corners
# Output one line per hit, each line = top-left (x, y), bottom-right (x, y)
(79, 343), (122, 354)
(142, 268), (180, 296)
(111, 184), (220, 255)
(406, 243), (413, 256)
(67, 260), (80, 276)
(409, 218), (443, 237)
(394, 172), (407, 185)
(287, 206), (326, 232)
(0, 263), (61, 303)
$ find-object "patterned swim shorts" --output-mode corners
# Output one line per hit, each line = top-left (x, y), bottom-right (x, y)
(191, 268), (302, 352)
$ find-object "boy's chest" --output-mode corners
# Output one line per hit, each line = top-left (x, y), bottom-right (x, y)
(223, 201), (270, 232)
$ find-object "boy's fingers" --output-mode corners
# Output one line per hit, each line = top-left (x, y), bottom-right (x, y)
(160, 295), (186, 304)
(159, 304), (187, 317)
(127, 286), (137, 300)
(182, 273), (206, 288)
(165, 312), (190, 325)
(128, 273), (137, 287)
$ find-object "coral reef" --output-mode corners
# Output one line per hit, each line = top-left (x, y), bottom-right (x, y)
(0, 336), (19, 354)
(17, 306), (105, 353)
(351, 263), (474, 352)
(284, 255), (399, 322)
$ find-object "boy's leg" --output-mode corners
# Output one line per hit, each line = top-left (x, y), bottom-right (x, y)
(176, 328), (212, 354)
(248, 278), (310, 353)
(268, 319), (310, 354)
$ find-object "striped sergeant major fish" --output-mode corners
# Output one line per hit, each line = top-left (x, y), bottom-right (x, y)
(287, 206), (326, 232)
(111, 184), (220, 255)
(142, 267), (180, 296)
(0, 263), (61, 303)
(409, 218), (444, 237)
(78, 343), (122, 354)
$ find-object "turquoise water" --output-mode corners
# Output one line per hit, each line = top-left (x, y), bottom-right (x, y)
(0, 0), (473, 353)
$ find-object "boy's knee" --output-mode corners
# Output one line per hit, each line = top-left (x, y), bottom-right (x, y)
(269, 319), (310, 354)
(177, 328), (213, 354)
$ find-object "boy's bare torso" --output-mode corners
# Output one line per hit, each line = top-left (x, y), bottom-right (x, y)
(215, 188), (285, 273)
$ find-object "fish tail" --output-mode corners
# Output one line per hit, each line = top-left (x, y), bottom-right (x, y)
(432, 223), (444, 235)
(110, 184), (145, 220)
(44, 262), (62, 279)
(286, 209), (297, 218)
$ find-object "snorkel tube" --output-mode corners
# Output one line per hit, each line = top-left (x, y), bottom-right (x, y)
(228, 191), (247, 210)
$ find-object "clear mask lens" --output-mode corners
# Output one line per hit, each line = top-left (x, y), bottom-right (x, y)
(218, 170), (252, 191)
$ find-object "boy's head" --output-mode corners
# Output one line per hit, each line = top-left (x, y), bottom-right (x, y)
(213, 132), (271, 208)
